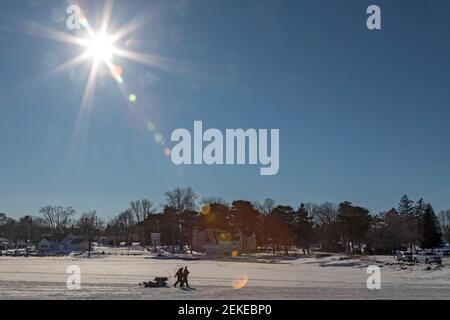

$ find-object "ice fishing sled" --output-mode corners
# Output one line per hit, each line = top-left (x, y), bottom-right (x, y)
(139, 277), (169, 288)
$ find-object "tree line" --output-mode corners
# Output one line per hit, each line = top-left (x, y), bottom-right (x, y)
(1, 189), (449, 255)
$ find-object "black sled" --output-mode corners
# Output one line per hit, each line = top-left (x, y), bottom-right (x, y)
(139, 277), (169, 288)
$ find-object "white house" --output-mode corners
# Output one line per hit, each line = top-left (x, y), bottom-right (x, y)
(37, 235), (61, 252)
(192, 229), (256, 255)
(38, 233), (89, 254)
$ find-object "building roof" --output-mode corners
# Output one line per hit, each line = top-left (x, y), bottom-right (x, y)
(70, 238), (87, 245)
(39, 233), (69, 243)
(39, 233), (86, 244)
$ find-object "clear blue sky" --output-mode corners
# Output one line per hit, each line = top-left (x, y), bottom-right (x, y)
(1, 0), (450, 218)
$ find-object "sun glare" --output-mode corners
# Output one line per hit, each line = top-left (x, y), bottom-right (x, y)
(33, 1), (186, 157)
(86, 33), (115, 63)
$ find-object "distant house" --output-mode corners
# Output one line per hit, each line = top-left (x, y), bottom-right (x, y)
(38, 233), (89, 255)
(37, 234), (65, 253)
(38, 238), (56, 252)
(192, 229), (256, 255)
(16, 240), (28, 248)
(0, 238), (11, 250)
(97, 237), (115, 246)
(67, 238), (90, 252)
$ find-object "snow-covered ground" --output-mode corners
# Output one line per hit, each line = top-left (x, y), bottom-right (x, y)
(0, 250), (449, 300)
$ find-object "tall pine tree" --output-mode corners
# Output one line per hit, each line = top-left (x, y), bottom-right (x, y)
(398, 194), (414, 217)
(337, 201), (371, 253)
(414, 198), (426, 223)
(420, 204), (442, 249)
(414, 198), (427, 245)
(296, 203), (314, 255)
(397, 195), (417, 250)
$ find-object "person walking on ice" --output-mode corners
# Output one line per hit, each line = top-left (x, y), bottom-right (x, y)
(181, 266), (190, 288)
(173, 267), (183, 287)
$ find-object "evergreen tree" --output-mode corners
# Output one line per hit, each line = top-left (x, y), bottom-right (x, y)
(414, 199), (426, 221)
(414, 198), (427, 245)
(270, 205), (296, 255)
(367, 209), (404, 254)
(398, 194), (414, 217)
(420, 204), (442, 249)
(397, 195), (417, 250)
(337, 201), (371, 253)
(295, 203), (314, 254)
(376, 208), (413, 253)
(230, 200), (260, 237)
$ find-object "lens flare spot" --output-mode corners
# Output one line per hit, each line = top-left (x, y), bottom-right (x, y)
(232, 274), (248, 289)
(219, 232), (232, 242)
(111, 65), (124, 83)
(201, 204), (216, 223)
(147, 122), (155, 131)
(154, 133), (165, 145)
(129, 94), (137, 103)
(202, 204), (211, 216)
(80, 16), (88, 27)
(163, 147), (171, 157)
(111, 64), (123, 78)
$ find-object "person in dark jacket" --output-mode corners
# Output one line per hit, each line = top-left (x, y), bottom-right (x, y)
(181, 266), (190, 288)
(173, 267), (183, 287)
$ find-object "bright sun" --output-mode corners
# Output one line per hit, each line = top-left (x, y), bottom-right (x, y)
(34, 1), (178, 158)
(86, 33), (115, 63)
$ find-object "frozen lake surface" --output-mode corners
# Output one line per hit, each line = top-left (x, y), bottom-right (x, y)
(0, 253), (449, 300)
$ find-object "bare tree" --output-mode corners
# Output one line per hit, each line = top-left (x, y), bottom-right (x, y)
(0, 213), (15, 240)
(39, 206), (75, 233)
(0, 213), (9, 238)
(165, 187), (198, 213)
(129, 199), (155, 223)
(255, 198), (276, 214)
(77, 211), (104, 257)
(308, 202), (340, 251)
(141, 199), (154, 218)
(201, 196), (228, 206)
(117, 210), (136, 242)
(165, 187), (198, 253)
(105, 216), (120, 245)
(310, 202), (338, 226)
(18, 215), (33, 243)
